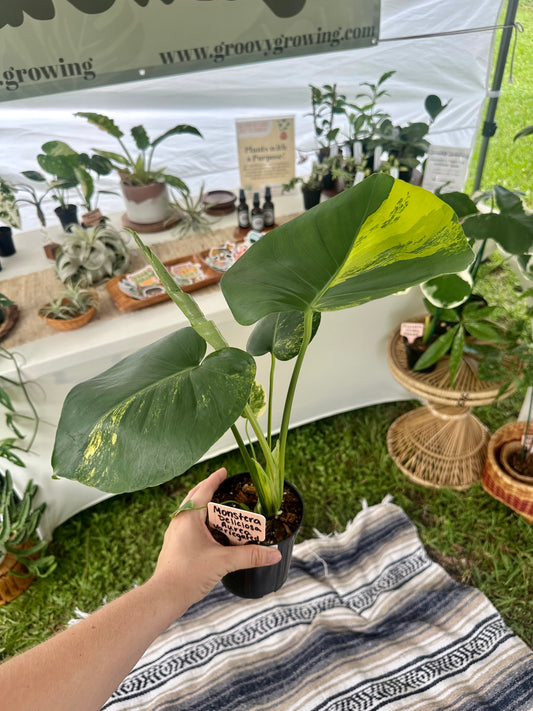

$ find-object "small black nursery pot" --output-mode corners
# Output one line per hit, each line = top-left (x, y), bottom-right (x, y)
(0, 227), (16, 257)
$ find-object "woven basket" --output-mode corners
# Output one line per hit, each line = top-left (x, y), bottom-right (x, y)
(40, 305), (96, 331)
(482, 421), (533, 523)
(0, 550), (34, 605)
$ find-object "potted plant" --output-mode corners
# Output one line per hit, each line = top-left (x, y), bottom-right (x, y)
(0, 293), (19, 341)
(36, 141), (83, 229)
(409, 185), (533, 384)
(74, 112), (202, 229)
(39, 282), (98, 331)
(375, 95), (449, 183)
(282, 162), (329, 210)
(1, 471), (56, 604)
(341, 71), (395, 169)
(54, 223), (130, 287)
(0, 177), (21, 257)
(51, 175), (473, 598)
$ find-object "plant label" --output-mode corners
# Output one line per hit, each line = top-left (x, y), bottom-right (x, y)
(208, 502), (266, 545)
(400, 321), (424, 344)
(521, 434), (533, 452)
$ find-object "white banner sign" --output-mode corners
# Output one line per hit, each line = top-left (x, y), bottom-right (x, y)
(0, 0), (380, 102)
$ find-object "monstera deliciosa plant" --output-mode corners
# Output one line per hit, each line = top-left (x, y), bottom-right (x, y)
(52, 175), (473, 519)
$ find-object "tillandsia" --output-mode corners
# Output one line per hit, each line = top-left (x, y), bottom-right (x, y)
(54, 223), (130, 286)
(39, 282), (97, 320)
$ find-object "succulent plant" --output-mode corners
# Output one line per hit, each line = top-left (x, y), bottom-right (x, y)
(55, 223), (130, 286)
(0, 471), (56, 578)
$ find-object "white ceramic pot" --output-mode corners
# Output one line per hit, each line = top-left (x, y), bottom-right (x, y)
(121, 181), (172, 225)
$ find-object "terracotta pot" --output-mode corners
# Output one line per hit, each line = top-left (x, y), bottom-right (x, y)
(500, 440), (533, 484)
(0, 549), (35, 606)
(120, 181), (171, 225)
(81, 208), (105, 227)
(40, 304), (96, 331)
(482, 421), (533, 523)
(43, 242), (60, 260)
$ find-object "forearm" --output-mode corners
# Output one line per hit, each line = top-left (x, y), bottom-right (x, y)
(0, 577), (186, 711)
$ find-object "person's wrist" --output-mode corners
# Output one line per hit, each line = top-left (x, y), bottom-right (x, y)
(143, 569), (192, 623)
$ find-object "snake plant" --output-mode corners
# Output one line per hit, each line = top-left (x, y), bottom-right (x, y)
(55, 223), (130, 286)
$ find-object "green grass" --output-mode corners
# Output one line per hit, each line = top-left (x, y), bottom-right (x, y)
(2, 5), (533, 661)
(1, 392), (532, 659)
(466, 0), (533, 205)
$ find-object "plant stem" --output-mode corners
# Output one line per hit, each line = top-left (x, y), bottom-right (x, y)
(268, 353), (275, 449)
(278, 310), (314, 491)
(522, 389), (533, 460)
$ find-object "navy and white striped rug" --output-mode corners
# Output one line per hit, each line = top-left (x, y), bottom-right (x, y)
(103, 501), (533, 710)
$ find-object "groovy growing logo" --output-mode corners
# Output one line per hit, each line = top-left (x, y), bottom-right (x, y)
(0, 0), (306, 28)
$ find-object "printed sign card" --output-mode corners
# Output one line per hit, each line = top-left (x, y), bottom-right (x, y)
(236, 116), (295, 190)
(400, 321), (425, 344)
(422, 145), (471, 194)
(208, 502), (266, 545)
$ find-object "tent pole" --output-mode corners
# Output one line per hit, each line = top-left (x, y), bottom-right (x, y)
(473, 0), (520, 192)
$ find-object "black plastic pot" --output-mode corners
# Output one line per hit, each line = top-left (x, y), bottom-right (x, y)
(213, 473), (304, 599)
(55, 204), (79, 231)
(0, 227), (15, 257)
(302, 188), (322, 210)
(403, 337), (436, 373)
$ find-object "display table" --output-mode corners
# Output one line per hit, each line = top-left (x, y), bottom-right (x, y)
(1, 194), (427, 539)
(386, 323), (510, 490)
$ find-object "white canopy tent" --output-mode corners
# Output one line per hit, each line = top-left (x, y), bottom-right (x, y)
(0, 0), (512, 538)
(0, 0), (506, 230)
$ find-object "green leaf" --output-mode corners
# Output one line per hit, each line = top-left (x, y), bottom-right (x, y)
(413, 325), (459, 371)
(131, 125), (150, 151)
(0, 386), (14, 411)
(52, 328), (256, 493)
(449, 325), (465, 386)
(41, 140), (77, 157)
(151, 124), (203, 150)
(246, 311), (321, 361)
(514, 125), (533, 140)
(75, 112), (124, 139)
(162, 174), (189, 192)
(21, 170), (46, 182)
(462, 212), (533, 255)
(463, 320), (506, 343)
(221, 174), (474, 325)
(93, 149), (130, 166)
(425, 95), (448, 120)
(421, 271), (473, 309)
(436, 190), (478, 218)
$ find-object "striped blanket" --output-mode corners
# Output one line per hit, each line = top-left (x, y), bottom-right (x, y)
(102, 500), (533, 710)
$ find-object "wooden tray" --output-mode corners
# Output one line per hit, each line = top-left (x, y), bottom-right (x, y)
(106, 254), (222, 312)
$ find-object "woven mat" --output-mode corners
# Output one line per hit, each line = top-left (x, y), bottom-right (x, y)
(101, 501), (533, 711)
(0, 215), (298, 350)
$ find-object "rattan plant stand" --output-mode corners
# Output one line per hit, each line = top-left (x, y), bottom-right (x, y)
(386, 323), (510, 490)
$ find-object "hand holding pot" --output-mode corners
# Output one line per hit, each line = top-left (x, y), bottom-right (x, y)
(153, 468), (282, 614)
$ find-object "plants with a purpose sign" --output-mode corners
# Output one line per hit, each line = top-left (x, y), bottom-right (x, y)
(51, 174), (473, 597)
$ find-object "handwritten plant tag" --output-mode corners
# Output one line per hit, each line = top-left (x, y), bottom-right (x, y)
(208, 502), (266, 545)
(400, 321), (425, 344)
(521, 434), (533, 452)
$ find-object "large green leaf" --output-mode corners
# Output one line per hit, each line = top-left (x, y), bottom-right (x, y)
(151, 124), (203, 150)
(75, 112), (124, 139)
(246, 311), (321, 361)
(52, 328), (256, 493)
(221, 174), (474, 325)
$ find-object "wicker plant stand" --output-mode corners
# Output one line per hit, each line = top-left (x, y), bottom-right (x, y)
(386, 322), (511, 490)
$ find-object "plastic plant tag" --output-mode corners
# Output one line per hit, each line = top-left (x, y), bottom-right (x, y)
(400, 321), (425, 344)
(521, 434), (533, 452)
(208, 502), (266, 545)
